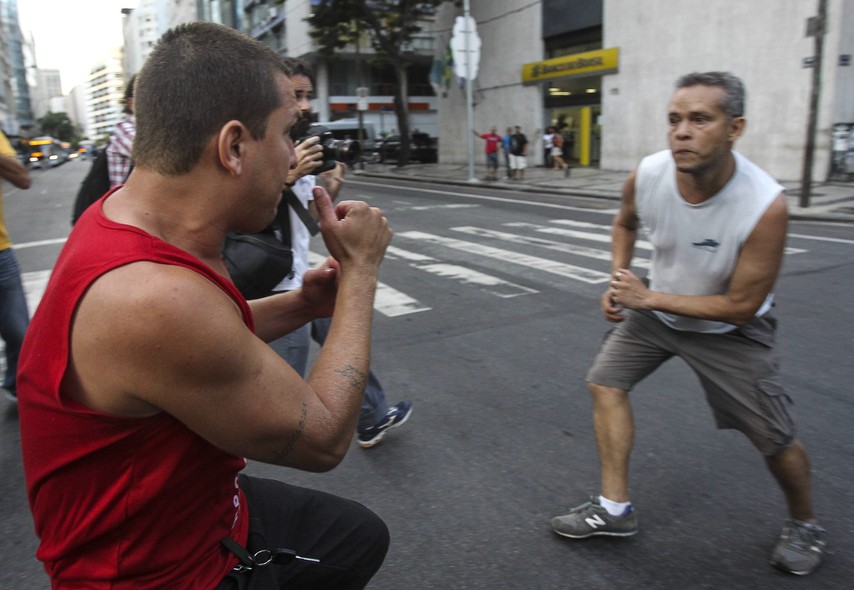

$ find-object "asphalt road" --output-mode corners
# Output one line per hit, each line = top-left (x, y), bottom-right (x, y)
(1, 163), (852, 589)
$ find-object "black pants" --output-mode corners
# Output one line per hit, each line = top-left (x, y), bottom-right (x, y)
(217, 475), (389, 589)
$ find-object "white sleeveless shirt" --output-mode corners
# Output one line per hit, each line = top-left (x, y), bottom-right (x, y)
(634, 149), (784, 333)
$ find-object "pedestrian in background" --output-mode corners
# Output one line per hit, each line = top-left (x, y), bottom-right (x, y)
(550, 71), (826, 576)
(472, 126), (502, 181)
(18, 22), (390, 588)
(0, 128), (31, 402)
(509, 125), (528, 180)
(560, 126), (574, 177)
(550, 130), (569, 173)
(542, 126), (555, 168)
(106, 75), (136, 188)
(502, 126), (513, 179)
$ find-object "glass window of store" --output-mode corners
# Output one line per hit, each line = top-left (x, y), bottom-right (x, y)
(542, 0), (603, 167)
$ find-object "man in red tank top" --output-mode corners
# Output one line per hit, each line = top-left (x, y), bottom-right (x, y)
(18, 22), (390, 589)
(472, 126), (503, 180)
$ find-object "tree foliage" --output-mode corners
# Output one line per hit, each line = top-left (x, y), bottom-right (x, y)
(308, 0), (458, 165)
(37, 112), (78, 142)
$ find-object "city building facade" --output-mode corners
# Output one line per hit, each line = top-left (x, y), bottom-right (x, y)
(122, 0), (161, 77)
(0, 0), (34, 135)
(0, 1), (13, 130)
(85, 49), (126, 143)
(15, 0), (850, 182)
(242, 0), (440, 136)
(32, 68), (61, 120)
(64, 85), (89, 135)
(438, 0), (854, 182)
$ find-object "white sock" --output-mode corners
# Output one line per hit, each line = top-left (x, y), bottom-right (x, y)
(599, 495), (631, 516)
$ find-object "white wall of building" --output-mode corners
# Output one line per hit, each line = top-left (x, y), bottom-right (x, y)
(601, 0), (843, 181)
(831, 0), (854, 125)
(65, 84), (88, 132)
(162, 0), (197, 32)
(437, 0), (544, 165)
(285, 0), (314, 57)
(48, 95), (64, 113)
(30, 68), (62, 120)
(123, 0), (160, 76)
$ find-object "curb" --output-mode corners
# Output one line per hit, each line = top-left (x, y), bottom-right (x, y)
(353, 169), (854, 223)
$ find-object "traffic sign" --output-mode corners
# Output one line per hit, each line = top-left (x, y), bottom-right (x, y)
(450, 16), (480, 80)
(356, 86), (368, 111)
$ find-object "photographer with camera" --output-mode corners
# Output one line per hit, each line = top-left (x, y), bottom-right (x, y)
(269, 58), (412, 449)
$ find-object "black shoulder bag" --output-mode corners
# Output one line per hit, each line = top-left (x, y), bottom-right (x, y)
(222, 189), (319, 301)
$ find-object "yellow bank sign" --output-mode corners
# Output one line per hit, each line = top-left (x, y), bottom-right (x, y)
(522, 47), (619, 85)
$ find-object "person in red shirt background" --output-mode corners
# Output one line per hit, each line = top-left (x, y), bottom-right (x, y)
(472, 126), (503, 181)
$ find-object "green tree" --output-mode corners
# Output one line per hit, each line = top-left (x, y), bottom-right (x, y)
(308, 0), (457, 166)
(37, 112), (77, 142)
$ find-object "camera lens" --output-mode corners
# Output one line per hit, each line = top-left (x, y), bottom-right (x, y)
(322, 138), (361, 164)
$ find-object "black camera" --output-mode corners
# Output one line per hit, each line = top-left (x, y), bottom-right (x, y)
(301, 124), (361, 174)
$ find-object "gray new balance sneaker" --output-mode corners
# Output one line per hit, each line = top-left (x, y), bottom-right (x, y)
(551, 496), (638, 539)
(769, 520), (826, 575)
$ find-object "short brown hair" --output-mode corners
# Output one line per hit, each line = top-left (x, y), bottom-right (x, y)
(133, 22), (292, 175)
(122, 75), (136, 115)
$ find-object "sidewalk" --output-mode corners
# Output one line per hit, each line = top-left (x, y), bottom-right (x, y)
(354, 161), (854, 223)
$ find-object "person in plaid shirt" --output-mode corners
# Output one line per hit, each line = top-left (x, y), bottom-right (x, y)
(107, 75), (136, 188)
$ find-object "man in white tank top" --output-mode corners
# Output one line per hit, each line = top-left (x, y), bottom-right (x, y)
(550, 72), (826, 575)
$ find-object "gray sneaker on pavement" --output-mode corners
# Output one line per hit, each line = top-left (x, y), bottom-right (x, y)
(769, 520), (826, 575)
(551, 496), (638, 539)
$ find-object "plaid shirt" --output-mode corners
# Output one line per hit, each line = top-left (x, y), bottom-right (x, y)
(107, 116), (136, 188)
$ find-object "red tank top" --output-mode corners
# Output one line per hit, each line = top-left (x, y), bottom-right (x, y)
(18, 194), (251, 588)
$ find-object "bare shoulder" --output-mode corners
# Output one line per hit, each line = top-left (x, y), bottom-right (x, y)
(80, 261), (243, 341)
(621, 169), (638, 200)
(764, 191), (789, 221)
(749, 192), (789, 242)
(615, 168), (639, 226)
(69, 261), (252, 416)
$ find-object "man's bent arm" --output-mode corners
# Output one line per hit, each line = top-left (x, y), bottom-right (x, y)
(66, 196), (391, 472)
(248, 268), (335, 343)
(0, 153), (30, 189)
(612, 170), (640, 272)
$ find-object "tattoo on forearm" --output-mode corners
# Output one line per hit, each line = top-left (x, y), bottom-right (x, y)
(336, 364), (367, 392)
(274, 402), (307, 462)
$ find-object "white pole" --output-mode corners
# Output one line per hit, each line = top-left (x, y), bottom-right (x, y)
(464, 0), (477, 183)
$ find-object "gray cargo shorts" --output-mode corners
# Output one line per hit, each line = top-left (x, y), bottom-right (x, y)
(586, 310), (796, 455)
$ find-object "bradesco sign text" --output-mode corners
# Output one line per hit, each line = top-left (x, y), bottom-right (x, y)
(522, 48), (619, 85)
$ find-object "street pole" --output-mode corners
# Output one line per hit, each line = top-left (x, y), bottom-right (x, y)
(356, 21), (365, 170)
(464, 0), (477, 183)
(800, 0), (827, 208)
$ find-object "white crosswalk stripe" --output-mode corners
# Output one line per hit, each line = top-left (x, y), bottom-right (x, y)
(14, 218), (813, 323)
(452, 225), (651, 269)
(509, 221), (654, 251)
(22, 270), (51, 318)
(396, 230), (611, 284)
(385, 245), (538, 299)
